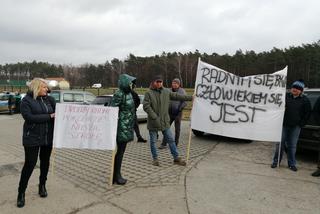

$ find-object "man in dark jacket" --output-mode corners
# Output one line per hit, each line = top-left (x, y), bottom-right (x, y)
(131, 83), (147, 143)
(159, 78), (187, 149)
(311, 96), (320, 177)
(143, 75), (192, 166)
(271, 80), (311, 171)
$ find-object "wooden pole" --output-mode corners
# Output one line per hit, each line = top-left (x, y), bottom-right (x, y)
(186, 58), (201, 165)
(109, 149), (116, 186)
(186, 123), (193, 165)
(51, 148), (56, 176)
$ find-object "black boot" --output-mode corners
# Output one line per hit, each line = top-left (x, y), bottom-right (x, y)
(113, 158), (127, 185)
(17, 192), (25, 208)
(39, 184), (47, 198)
(113, 172), (127, 185)
(113, 142), (127, 185)
(137, 137), (147, 143)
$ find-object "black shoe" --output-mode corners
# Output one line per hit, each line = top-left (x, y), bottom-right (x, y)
(17, 192), (25, 208)
(137, 137), (147, 143)
(158, 144), (167, 149)
(39, 184), (47, 198)
(173, 157), (186, 166)
(271, 163), (278, 168)
(311, 169), (320, 177)
(113, 177), (127, 185)
(289, 165), (298, 172)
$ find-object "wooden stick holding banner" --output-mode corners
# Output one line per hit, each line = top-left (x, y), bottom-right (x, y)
(186, 123), (193, 165)
(186, 58), (200, 164)
(51, 148), (56, 176)
(109, 149), (116, 186)
(186, 95), (196, 164)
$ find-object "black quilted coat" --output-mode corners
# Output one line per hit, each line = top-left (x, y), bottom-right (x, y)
(21, 92), (56, 147)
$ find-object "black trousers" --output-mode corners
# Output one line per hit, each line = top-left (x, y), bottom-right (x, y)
(133, 114), (142, 139)
(114, 141), (127, 178)
(18, 145), (52, 193)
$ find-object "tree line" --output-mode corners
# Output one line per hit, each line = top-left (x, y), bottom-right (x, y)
(1, 40), (320, 88)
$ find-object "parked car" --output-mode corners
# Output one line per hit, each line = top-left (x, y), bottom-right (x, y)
(49, 90), (96, 105)
(91, 95), (113, 106)
(0, 92), (16, 114)
(92, 83), (102, 88)
(91, 94), (147, 121)
(136, 95), (148, 122)
(298, 88), (320, 152)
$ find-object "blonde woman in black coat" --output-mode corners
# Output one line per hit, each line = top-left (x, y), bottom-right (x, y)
(17, 78), (56, 208)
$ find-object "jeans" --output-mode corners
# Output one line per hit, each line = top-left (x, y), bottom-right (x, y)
(161, 113), (182, 146)
(149, 128), (179, 160)
(272, 126), (301, 167)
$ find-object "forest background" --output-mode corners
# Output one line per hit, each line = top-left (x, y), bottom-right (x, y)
(1, 41), (320, 90)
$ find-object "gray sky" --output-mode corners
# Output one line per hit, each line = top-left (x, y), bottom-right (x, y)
(1, 0), (319, 65)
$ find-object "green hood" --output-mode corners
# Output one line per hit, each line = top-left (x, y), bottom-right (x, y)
(118, 74), (136, 93)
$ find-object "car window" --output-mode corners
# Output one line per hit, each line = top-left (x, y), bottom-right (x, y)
(304, 92), (320, 108)
(50, 92), (60, 102)
(74, 94), (84, 102)
(86, 94), (95, 102)
(63, 93), (74, 102)
(92, 96), (112, 105)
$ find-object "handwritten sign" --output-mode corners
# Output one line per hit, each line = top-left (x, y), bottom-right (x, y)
(191, 59), (287, 142)
(53, 104), (118, 150)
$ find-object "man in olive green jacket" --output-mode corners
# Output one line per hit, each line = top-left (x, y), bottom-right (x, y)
(143, 75), (192, 166)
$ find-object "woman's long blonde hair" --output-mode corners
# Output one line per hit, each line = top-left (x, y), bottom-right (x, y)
(29, 78), (47, 99)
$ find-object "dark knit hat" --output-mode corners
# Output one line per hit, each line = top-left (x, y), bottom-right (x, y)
(152, 75), (163, 82)
(291, 79), (305, 91)
(172, 78), (181, 85)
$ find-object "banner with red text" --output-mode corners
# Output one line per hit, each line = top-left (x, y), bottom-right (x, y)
(191, 59), (287, 142)
(53, 104), (118, 150)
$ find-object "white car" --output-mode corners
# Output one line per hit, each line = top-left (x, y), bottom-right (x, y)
(137, 95), (147, 122)
(92, 83), (102, 88)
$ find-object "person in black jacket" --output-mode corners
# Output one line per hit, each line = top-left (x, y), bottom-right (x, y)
(131, 82), (147, 143)
(271, 80), (311, 172)
(7, 91), (14, 115)
(17, 78), (56, 208)
(311, 96), (320, 177)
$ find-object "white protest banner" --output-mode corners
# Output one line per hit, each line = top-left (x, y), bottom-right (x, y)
(53, 104), (118, 150)
(191, 59), (287, 142)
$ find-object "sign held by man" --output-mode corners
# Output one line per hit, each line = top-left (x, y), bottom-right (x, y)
(191, 59), (287, 142)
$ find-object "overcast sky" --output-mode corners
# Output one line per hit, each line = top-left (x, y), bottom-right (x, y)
(1, 0), (319, 65)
